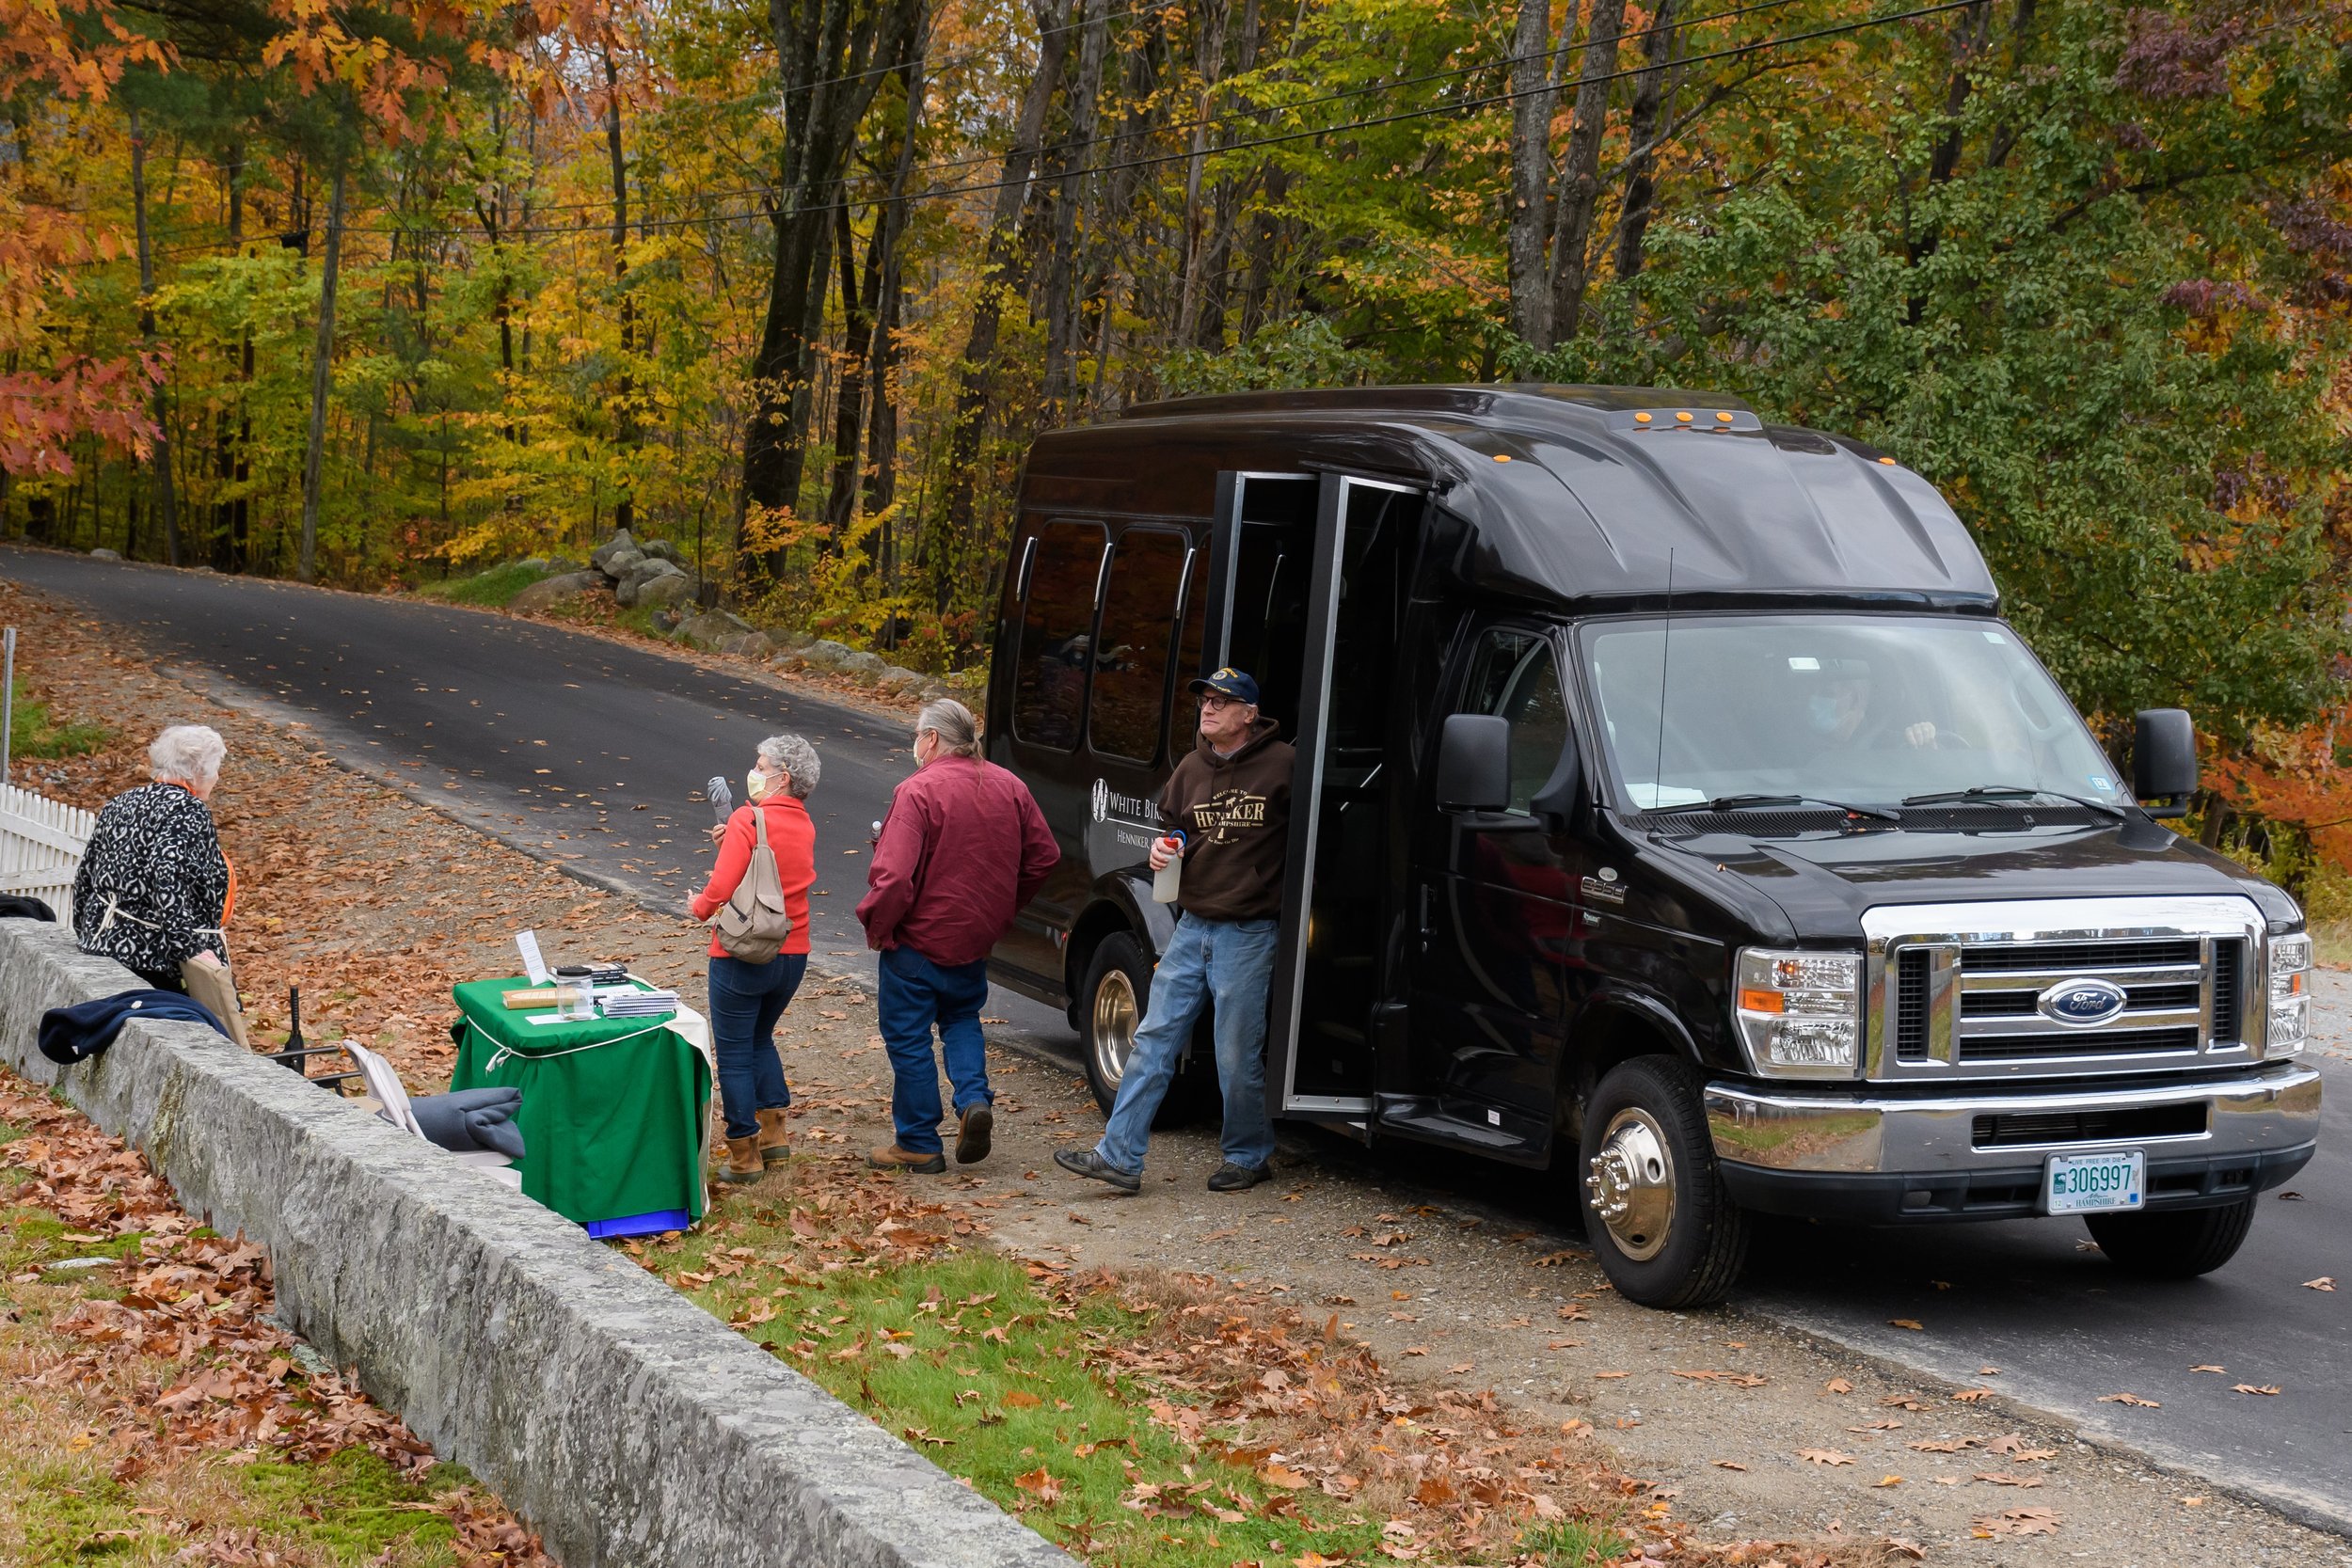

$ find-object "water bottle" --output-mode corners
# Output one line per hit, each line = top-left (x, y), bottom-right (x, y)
(1152, 832), (1184, 903)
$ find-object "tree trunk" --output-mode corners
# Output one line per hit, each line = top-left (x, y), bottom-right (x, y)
(605, 50), (638, 537)
(930, 0), (1077, 613)
(862, 50), (925, 578)
(297, 159), (346, 584)
(1173, 0), (1229, 347)
(1041, 0), (1110, 409)
(1613, 0), (1682, 285)
(1504, 0), (1556, 351)
(822, 200), (874, 542)
(129, 109), (179, 567)
(1545, 0), (1628, 344)
(738, 0), (921, 578)
(1191, 0), (1257, 352)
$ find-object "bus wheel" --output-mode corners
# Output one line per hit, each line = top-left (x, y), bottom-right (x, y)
(1078, 932), (1208, 1126)
(1579, 1056), (1750, 1308)
(2085, 1197), (2256, 1277)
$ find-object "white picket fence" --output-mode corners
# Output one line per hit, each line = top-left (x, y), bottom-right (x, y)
(0, 782), (95, 927)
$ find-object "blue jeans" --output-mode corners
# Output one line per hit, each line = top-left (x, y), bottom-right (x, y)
(1097, 913), (1278, 1176)
(877, 944), (993, 1156)
(707, 954), (805, 1140)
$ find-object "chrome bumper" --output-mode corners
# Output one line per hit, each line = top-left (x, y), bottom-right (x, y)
(1706, 1063), (2322, 1177)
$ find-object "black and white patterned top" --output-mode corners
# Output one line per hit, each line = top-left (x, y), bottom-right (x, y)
(72, 783), (230, 979)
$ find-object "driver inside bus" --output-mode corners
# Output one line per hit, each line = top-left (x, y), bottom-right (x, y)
(1808, 658), (1947, 751)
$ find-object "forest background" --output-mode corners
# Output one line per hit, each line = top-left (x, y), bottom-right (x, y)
(6, 0), (2352, 902)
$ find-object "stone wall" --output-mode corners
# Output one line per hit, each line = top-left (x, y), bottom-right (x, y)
(0, 920), (1071, 1568)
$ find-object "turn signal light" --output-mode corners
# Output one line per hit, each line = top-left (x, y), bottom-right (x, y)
(1738, 989), (1785, 1014)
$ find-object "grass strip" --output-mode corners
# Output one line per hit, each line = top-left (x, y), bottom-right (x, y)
(7, 677), (108, 760)
(415, 562), (551, 608)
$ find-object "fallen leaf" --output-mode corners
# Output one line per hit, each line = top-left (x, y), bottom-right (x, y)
(2180, 1496), (2207, 1508)
(1593, 1370), (1629, 1380)
(1906, 1438), (1977, 1454)
(1824, 1377), (1853, 1395)
(1883, 1537), (1927, 1560)
(2097, 1392), (2159, 1407)
(1872, 1475), (1904, 1488)
(1798, 1449), (1855, 1466)
(2189, 1365), (2226, 1374)
(1952, 1388), (1994, 1402)
(1713, 1460), (1748, 1471)
(1002, 1391), (1042, 1409)
(1973, 1506), (2060, 1537)
(1974, 1472), (2044, 1488)
(2231, 1384), (2282, 1397)
(1013, 1467), (1061, 1505)
(1888, 1318), (1924, 1331)
(1259, 1462), (1311, 1490)
(2304, 1276), (2336, 1291)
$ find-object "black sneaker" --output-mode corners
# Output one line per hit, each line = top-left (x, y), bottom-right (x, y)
(1054, 1148), (1141, 1194)
(1206, 1161), (1271, 1193)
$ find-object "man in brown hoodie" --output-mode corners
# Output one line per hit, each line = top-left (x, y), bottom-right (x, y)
(1057, 667), (1292, 1193)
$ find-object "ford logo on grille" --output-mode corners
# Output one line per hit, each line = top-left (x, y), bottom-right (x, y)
(2037, 977), (2129, 1027)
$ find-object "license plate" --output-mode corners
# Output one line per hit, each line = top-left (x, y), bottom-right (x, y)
(2045, 1150), (2145, 1215)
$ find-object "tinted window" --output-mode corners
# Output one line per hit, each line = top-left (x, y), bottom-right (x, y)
(1089, 529), (1188, 762)
(1168, 546), (1209, 754)
(1461, 628), (1569, 814)
(1013, 521), (1106, 750)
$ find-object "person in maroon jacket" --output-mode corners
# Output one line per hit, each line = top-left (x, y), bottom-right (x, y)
(857, 698), (1059, 1173)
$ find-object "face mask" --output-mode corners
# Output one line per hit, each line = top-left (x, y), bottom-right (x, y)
(745, 768), (771, 802)
(1807, 694), (1843, 734)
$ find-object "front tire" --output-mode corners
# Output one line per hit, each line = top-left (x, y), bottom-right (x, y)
(2085, 1197), (2256, 1277)
(1578, 1055), (1749, 1308)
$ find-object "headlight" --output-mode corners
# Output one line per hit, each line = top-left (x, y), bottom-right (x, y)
(1734, 948), (1863, 1078)
(2267, 930), (2312, 1055)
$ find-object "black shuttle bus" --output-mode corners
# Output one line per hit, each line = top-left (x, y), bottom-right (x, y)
(980, 384), (2321, 1307)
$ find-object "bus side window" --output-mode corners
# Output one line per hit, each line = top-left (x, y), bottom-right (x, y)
(1089, 528), (1188, 764)
(1013, 520), (1108, 751)
(1168, 546), (1209, 754)
(1460, 628), (1570, 814)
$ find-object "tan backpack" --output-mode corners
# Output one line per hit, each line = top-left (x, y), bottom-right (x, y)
(709, 803), (794, 963)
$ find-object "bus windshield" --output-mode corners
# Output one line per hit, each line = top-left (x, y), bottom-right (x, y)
(1580, 614), (2130, 813)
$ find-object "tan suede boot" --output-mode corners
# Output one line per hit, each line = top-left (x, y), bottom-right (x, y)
(866, 1144), (946, 1175)
(716, 1134), (764, 1184)
(755, 1107), (791, 1168)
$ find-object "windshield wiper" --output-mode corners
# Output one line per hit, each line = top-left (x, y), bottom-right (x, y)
(1652, 792), (1899, 821)
(1899, 784), (2126, 820)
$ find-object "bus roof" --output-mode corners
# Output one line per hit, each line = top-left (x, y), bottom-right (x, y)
(1022, 384), (1998, 613)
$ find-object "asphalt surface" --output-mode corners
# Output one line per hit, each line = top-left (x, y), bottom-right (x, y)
(8, 545), (2346, 1535)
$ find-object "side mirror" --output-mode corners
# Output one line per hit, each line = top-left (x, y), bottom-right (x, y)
(1436, 714), (1511, 812)
(2133, 708), (2197, 819)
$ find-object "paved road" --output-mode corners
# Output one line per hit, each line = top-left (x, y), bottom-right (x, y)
(8, 546), (2345, 1533)
(0, 546), (1076, 1055)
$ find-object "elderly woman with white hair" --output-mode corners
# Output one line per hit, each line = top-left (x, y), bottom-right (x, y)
(72, 724), (236, 991)
(690, 732), (821, 1185)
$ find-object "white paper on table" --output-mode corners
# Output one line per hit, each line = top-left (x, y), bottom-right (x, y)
(524, 1013), (570, 1027)
(516, 929), (550, 985)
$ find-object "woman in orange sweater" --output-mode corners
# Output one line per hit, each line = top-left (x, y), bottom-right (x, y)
(690, 733), (819, 1183)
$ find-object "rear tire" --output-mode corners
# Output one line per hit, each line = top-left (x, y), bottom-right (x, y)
(1077, 932), (1209, 1126)
(1578, 1055), (1749, 1308)
(2085, 1197), (2256, 1277)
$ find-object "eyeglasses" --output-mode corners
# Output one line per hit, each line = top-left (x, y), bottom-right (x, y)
(1199, 695), (1247, 712)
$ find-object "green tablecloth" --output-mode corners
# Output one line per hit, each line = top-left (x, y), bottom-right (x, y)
(450, 976), (709, 1228)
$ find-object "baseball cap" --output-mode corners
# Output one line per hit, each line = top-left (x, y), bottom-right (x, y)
(1187, 667), (1261, 705)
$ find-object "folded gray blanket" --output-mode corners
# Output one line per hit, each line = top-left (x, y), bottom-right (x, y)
(405, 1086), (527, 1161)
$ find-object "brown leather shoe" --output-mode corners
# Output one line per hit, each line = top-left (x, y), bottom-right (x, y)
(867, 1144), (946, 1174)
(755, 1106), (791, 1167)
(716, 1134), (764, 1184)
(955, 1103), (993, 1164)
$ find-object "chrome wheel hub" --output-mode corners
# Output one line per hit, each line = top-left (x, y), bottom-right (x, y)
(1585, 1110), (1677, 1263)
(1090, 969), (1139, 1091)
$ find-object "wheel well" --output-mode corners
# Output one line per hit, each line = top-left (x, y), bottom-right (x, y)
(1065, 900), (1138, 1009)
(1560, 1010), (1684, 1143)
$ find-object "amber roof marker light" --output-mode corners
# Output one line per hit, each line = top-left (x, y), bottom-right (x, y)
(1633, 412), (1653, 425)
(1676, 410), (1694, 423)
(1878, 456), (1898, 466)
(1492, 453), (1512, 463)
(1716, 411), (1734, 423)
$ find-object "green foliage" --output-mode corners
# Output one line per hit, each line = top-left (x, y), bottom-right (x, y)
(1518, 1516), (1634, 1565)
(7, 681), (107, 760)
(416, 562), (550, 608)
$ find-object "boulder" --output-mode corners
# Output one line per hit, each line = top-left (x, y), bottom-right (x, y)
(653, 606), (686, 633)
(874, 666), (925, 697)
(597, 546), (645, 581)
(675, 610), (755, 649)
(839, 650), (888, 680)
(510, 570), (606, 613)
(615, 557), (684, 607)
(589, 529), (640, 575)
(515, 557), (549, 572)
(643, 539), (685, 564)
(89, 548), (122, 561)
(719, 631), (777, 659)
(546, 555), (580, 574)
(798, 640), (856, 670)
(635, 571), (695, 610)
